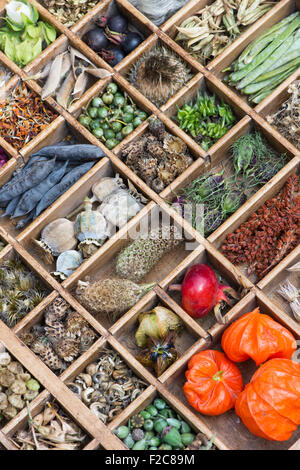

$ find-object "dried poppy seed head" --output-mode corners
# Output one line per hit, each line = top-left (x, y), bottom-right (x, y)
(128, 46), (192, 107)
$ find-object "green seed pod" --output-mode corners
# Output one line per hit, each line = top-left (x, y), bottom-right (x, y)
(123, 433), (135, 449)
(132, 439), (148, 450)
(162, 426), (183, 448)
(154, 398), (166, 410)
(114, 426), (130, 440)
(143, 419), (154, 431)
(181, 421), (191, 433)
(146, 405), (158, 417)
(181, 433), (196, 446)
(26, 379), (40, 391)
(154, 418), (168, 434)
(166, 418), (181, 429)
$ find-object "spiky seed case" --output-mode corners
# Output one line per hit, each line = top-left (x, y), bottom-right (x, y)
(116, 226), (183, 282)
(128, 46), (192, 107)
(75, 279), (155, 321)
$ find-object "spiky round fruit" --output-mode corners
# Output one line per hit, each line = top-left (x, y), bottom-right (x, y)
(128, 46), (192, 106)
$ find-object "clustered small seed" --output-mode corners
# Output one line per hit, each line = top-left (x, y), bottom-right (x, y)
(222, 174), (300, 280)
(42, 0), (98, 27)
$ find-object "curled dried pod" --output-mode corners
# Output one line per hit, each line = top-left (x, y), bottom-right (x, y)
(10, 379), (27, 395)
(33, 218), (77, 265)
(82, 387), (94, 404)
(67, 383), (82, 398)
(0, 392), (8, 410)
(89, 402), (107, 422)
(0, 352), (11, 366)
(77, 373), (93, 388)
(8, 393), (24, 410)
(86, 362), (98, 376)
(7, 362), (23, 375)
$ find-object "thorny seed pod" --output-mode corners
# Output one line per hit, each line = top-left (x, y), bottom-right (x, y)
(52, 250), (83, 280)
(74, 197), (107, 258)
(33, 218), (77, 265)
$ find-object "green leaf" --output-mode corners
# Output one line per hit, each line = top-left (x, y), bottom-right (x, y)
(5, 17), (24, 32)
(25, 24), (41, 39)
(31, 37), (42, 61)
(40, 21), (56, 45)
(4, 36), (16, 63)
(20, 11), (34, 27)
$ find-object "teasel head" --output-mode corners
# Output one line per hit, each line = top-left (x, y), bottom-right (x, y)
(128, 45), (192, 107)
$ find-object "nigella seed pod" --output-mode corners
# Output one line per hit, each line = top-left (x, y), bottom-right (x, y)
(33, 218), (77, 265)
(74, 197), (107, 258)
(51, 250), (83, 281)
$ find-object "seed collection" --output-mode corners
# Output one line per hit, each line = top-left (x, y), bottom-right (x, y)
(174, 0), (272, 65)
(0, 344), (41, 424)
(83, 8), (144, 67)
(78, 82), (148, 149)
(0, 0), (299, 452)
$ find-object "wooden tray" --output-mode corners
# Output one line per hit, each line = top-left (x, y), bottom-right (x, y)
(0, 0), (299, 451)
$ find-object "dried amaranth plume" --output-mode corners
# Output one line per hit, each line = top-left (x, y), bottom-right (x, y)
(128, 46), (192, 107)
(75, 279), (156, 321)
(116, 226), (183, 282)
(0, 257), (49, 327)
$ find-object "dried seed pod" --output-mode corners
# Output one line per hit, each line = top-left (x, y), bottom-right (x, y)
(0, 370), (15, 388)
(10, 379), (27, 395)
(7, 362), (23, 375)
(23, 390), (39, 401)
(2, 405), (17, 420)
(116, 226), (183, 282)
(8, 393), (24, 409)
(75, 279), (156, 320)
(0, 352), (11, 366)
(0, 392), (8, 410)
(52, 250), (83, 280)
(91, 177), (121, 202)
(99, 189), (143, 227)
(74, 198), (107, 258)
(33, 218), (77, 265)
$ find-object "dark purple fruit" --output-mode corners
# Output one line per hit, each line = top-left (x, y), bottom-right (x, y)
(121, 31), (143, 54)
(101, 46), (125, 66)
(84, 27), (109, 52)
(107, 14), (128, 33)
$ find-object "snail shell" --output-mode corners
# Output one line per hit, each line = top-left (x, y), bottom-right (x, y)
(33, 218), (77, 265)
(51, 250), (83, 281)
(99, 189), (143, 227)
(74, 198), (107, 259)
